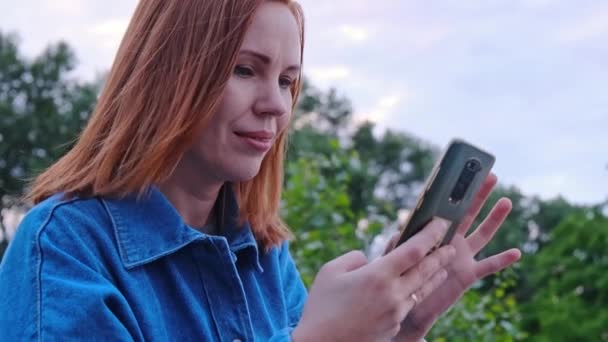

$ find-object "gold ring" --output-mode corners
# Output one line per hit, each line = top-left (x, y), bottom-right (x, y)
(411, 293), (419, 307)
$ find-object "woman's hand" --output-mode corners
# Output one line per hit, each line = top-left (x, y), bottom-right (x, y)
(393, 173), (522, 341)
(292, 218), (456, 342)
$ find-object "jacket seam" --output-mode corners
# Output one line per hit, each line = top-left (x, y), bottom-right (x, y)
(34, 197), (80, 342)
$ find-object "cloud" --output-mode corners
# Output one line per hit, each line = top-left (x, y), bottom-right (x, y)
(517, 170), (607, 204)
(355, 90), (413, 126)
(392, 24), (451, 50)
(378, 95), (400, 109)
(556, 10), (608, 43)
(89, 19), (130, 36)
(88, 19), (130, 49)
(338, 24), (370, 42)
(307, 65), (351, 84)
(41, 0), (86, 17)
(518, 0), (560, 9)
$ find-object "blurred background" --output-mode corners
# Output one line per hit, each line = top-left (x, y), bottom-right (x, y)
(1, 0), (607, 340)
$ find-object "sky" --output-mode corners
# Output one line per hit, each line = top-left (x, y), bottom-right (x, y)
(1, 0), (607, 205)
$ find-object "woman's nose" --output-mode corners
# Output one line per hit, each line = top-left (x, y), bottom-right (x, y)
(253, 81), (289, 117)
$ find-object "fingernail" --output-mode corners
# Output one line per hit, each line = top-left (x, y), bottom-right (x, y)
(447, 246), (456, 257)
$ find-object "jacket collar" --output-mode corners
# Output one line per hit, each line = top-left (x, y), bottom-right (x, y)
(101, 184), (263, 272)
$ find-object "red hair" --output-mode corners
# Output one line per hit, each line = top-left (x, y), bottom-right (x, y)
(27, 0), (305, 249)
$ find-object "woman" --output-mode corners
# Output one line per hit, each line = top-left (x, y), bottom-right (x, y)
(0, 0), (521, 341)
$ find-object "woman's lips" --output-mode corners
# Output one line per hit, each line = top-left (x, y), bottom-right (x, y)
(235, 131), (274, 152)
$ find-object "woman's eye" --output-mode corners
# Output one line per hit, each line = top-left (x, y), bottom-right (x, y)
(279, 76), (293, 89)
(234, 65), (254, 77)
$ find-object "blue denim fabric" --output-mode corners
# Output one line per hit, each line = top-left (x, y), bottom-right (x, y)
(0, 186), (307, 341)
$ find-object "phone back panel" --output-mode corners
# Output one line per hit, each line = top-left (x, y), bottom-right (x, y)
(396, 139), (495, 247)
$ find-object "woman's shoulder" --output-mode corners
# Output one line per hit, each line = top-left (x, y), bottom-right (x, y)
(17, 194), (112, 241)
(0, 195), (127, 338)
(5, 194), (117, 268)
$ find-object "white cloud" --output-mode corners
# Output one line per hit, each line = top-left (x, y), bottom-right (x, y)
(378, 95), (400, 109)
(355, 91), (412, 125)
(519, 0), (559, 9)
(556, 10), (608, 43)
(338, 25), (370, 42)
(88, 19), (130, 49)
(308, 65), (351, 84)
(42, 0), (87, 17)
(525, 173), (568, 192)
(397, 25), (450, 50)
(519, 172), (584, 202)
(89, 19), (130, 36)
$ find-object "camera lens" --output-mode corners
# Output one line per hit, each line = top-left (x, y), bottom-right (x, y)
(449, 181), (467, 203)
(466, 159), (480, 172)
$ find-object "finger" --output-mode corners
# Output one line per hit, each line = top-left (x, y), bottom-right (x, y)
(456, 173), (498, 235)
(384, 232), (400, 255)
(324, 250), (368, 273)
(381, 218), (450, 275)
(467, 197), (512, 254)
(404, 268), (448, 312)
(399, 244), (455, 295)
(475, 248), (521, 279)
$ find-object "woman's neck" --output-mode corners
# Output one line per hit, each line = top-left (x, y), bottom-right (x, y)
(158, 161), (224, 233)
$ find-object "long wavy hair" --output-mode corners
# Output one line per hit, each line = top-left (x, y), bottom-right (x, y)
(27, 0), (305, 249)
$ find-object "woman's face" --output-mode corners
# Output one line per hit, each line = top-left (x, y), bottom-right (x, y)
(184, 1), (301, 184)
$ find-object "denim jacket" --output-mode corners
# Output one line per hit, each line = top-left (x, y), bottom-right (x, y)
(0, 186), (307, 341)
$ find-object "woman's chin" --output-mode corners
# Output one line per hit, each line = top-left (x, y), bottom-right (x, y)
(226, 162), (263, 182)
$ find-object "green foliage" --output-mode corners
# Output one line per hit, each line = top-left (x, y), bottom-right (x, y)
(0, 32), (99, 199)
(294, 78), (353, 135)
(0, 31), (100, 259)
(522, 210), (608, 341)
(476, 186), (584, 260)
(350, 122), (438, 216)
(282, 141), (363, 286)
(428, 267), (527, 341)
(293, 83), (439, 222)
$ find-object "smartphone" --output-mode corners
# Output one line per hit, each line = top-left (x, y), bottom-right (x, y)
(394, 138), (495, 249)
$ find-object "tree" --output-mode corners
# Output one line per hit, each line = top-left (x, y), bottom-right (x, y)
(350, 122), (438, 216)
(292, 81), (439, 223)
(472, 186), (585, 306)
(428, 267), (527, 341)
(282, 141), (363, 286)
(293, 77), (353, 136)
(521, 210), (608, 341)
(0, 31), (100, 260)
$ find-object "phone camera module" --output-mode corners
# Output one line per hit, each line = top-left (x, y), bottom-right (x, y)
(465, 159), (481, 172)
(449, 158), (482, 204)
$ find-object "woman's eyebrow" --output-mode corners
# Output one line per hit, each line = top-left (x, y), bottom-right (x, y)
(240, 49), (300, 72)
